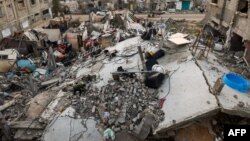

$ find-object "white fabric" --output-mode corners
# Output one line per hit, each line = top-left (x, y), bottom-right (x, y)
(152, 64), (165, 74)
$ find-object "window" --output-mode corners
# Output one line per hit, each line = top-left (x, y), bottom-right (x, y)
(43, 9), (49, 15)
(0, 55), (8, 60)
(30, 0), (36, 5)
(211, 0), (218, 4)
(238, 0), (248, 13)
(17, 0), (25, 9)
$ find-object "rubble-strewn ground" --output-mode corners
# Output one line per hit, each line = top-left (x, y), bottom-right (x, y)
(1, 10), (250, 141)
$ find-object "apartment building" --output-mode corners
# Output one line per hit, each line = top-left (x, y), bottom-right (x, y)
(206, 0), (250, 44)
(205, 0), (250, 64)
(0, 0), (52, 39)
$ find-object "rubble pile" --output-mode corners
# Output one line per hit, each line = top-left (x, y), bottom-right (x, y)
(216, 52), (250, 79)
(1, 5), (250, 140)
(0, 90), (33, 120)
(65, 74), (164, 134)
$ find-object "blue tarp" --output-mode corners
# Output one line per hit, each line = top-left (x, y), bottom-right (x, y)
(17, 59), (36, 72)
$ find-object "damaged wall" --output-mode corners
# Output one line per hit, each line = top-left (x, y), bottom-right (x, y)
(0, 0), (52, 40)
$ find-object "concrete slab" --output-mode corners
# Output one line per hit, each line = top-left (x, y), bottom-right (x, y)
(195, 53), (250, 118)
(196, 53), (229, 88)
(155, 53), (219, 133)
(77, 37), (146, 88)
(77, 39), (221, 134)
(42, 117), (102, 141)
(218, 85), (250, 118)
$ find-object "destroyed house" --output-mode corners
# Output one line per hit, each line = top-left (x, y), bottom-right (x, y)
(205, 0), (250, 63)
(0, 38), (38, 56)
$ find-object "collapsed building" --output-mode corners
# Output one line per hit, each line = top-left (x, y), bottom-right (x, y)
(205, 0), (250, 65)
(1, 5), (250, 141)
(0, 0), (52, 40)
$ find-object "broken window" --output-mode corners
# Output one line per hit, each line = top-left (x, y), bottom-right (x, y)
(230, 33), (244, 52)
(238, 0), (248, 13)
(30, 0), (36, 5)
(211, 0), (218, 4)
(43, 9), (49, 15)
(17, 0), (25, 9)
(167, 2), (176, 9)
(0, 55), (8, 60)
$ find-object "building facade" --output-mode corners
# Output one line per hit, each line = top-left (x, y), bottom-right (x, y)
(0, 0), (52, 39)
(206, 0), (250, 41)
(205, 0), (250, 63)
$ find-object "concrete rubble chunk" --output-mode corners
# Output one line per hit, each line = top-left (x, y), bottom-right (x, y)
(134, 114), (155, 140)
(129, 124), (134, 131)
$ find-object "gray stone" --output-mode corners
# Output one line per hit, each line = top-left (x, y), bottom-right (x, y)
(114, 127), (121, 132)
(121, 125), (127, 130)
(133, 104), (137, 109)
(132, 117), (138, 123)
(115, 121), (120, 127)
(118, 101), (122, 107)
(109, 119), (116, 125)
(117, 117), (126, 124)
(129, 124), (134, 131)
(92, 106), (96, 113)
(119, 87), (126, 92)
(115, 108), (120, 113)
(138, 106), (143, 112)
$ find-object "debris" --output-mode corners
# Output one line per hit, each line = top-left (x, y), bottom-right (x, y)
(0, 94), (22, 112)
(8, 121), (45, 129)
(213, 78), (224, 95)
(41, 78), (60, 87)
(104, 128), (115, 140)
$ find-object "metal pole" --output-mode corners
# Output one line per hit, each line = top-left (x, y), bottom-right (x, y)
(137, 46), (146, 71)
(111, 71), (155, 74)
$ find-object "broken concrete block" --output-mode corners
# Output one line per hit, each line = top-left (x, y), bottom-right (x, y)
(133, 104), (137, 109)
(134, 114), (155, 140)
(115, 108), (120, 113)
(121, 125), (127, 130)
(129, 124), (134, 131)
(92, 106), (96, 113)
(108, 119), (116, 125)
(119, 87), (126, 92)
(132, 117), (138, 123)
(213, 78), (224, 95)
(114, 127), (121, 132)
(117, 117), (126, 124)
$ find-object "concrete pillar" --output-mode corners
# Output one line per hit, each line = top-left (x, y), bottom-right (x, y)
(2, 0), (10, 22)
(10, 0), (18, 20)
(245, 0), (250, 40)
(243, 1), (250, 65)
(244, 41), (250, 65)
(25, 0), (31, 14)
